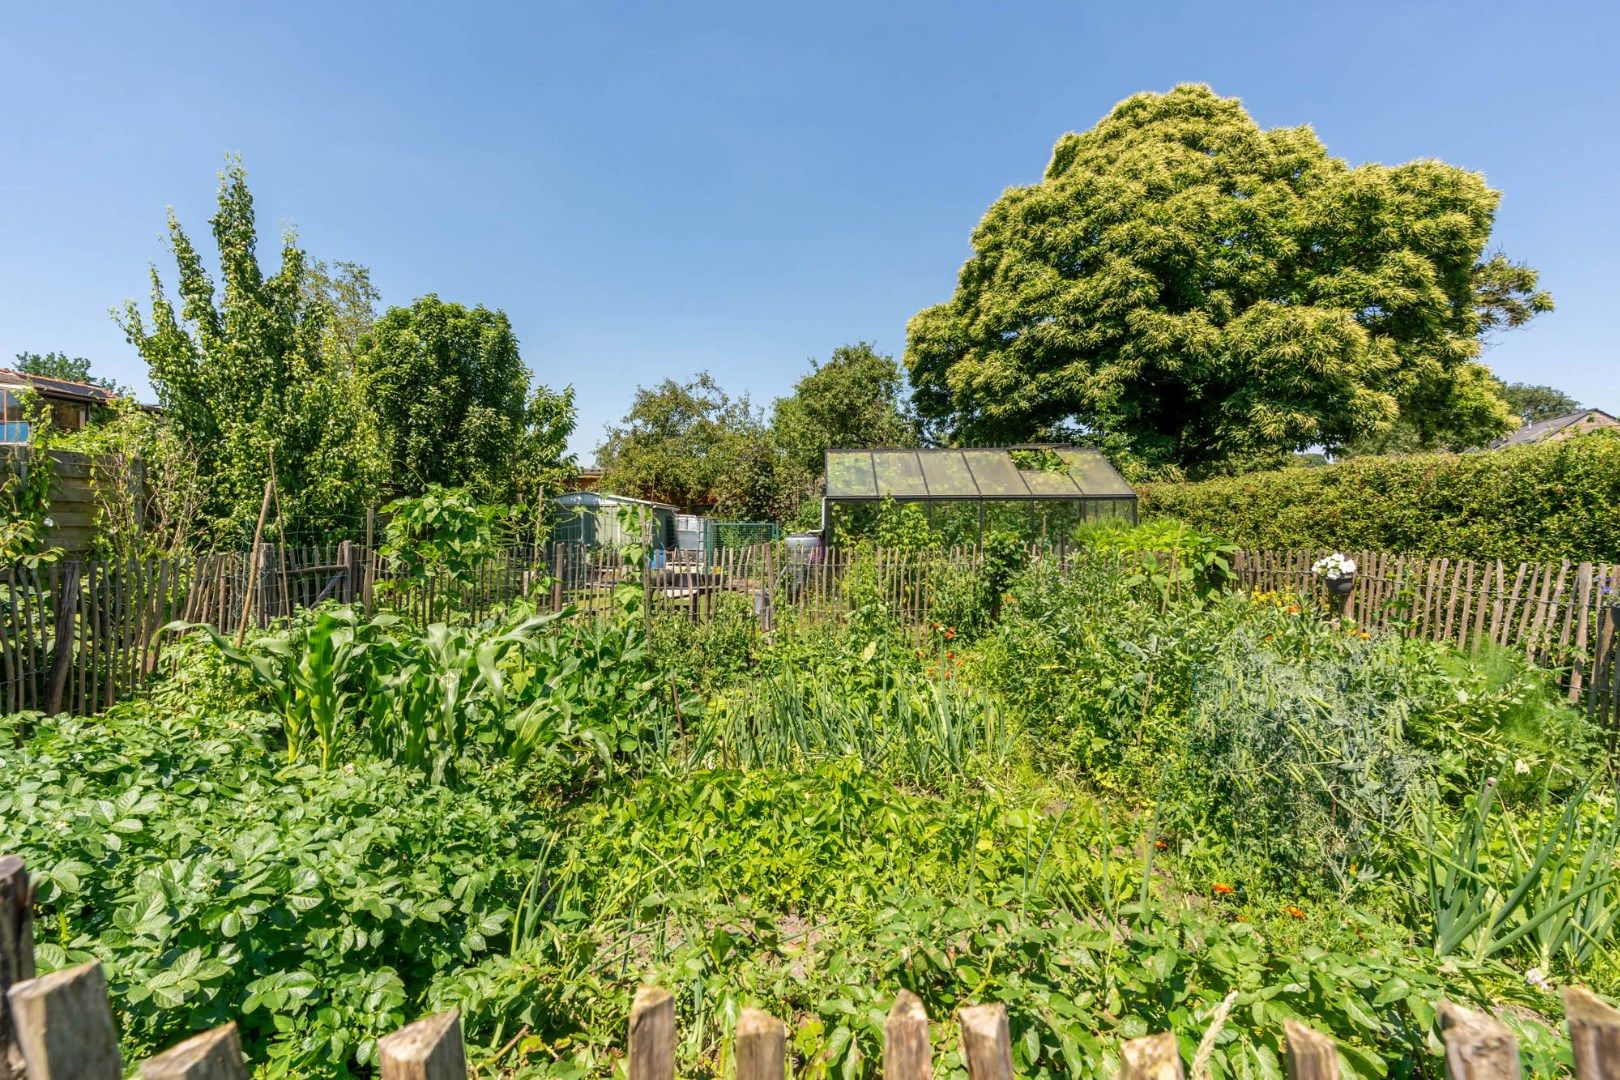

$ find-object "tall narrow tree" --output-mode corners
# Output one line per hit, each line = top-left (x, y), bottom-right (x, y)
(118, 159), (384, 543)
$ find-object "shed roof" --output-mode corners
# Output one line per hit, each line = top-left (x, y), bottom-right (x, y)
(1490, 409), (1618, 448)
(554, 490), (679, 510)
(824, 446), (1134, 501)
(0, 369), (122, 403)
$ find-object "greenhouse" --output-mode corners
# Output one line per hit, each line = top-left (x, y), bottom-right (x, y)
(820, 445), (1137, 546)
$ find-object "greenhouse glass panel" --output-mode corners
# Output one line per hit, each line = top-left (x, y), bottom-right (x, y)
(962, 450), (1031, 497)
(918, 452), (979, 497)
(825, 450), (879, 498)
(872, 451), (928, 497)
(1054, 447), (1135, 496)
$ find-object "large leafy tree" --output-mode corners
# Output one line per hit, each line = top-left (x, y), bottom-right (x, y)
(597, 373), (789, 516)
(352, 295), (575, 501)
(119, 160), (384, 543)
(1498, 381), (1583, 424)
(906, 84), (1552, 475)
(771, 342), (916, 476)
(12, 351), (128, 395)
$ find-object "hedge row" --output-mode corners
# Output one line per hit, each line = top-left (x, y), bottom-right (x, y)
(1139, 431), (1620, 563)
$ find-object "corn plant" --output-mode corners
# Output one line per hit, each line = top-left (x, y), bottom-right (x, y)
(169, 607), (384, 769)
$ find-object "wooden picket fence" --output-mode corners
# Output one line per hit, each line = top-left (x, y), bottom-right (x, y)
(5, 850), (1620, 1079)
(1233, 550), (1620, 723)
(3, 542), (1619, 725)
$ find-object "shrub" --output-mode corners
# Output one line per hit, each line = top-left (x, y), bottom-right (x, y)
(0, 706), (549, 1076)
(1139, 430), (1620, 562)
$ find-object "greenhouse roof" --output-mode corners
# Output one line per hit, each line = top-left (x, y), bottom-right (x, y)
(823, 447), (1134, 502)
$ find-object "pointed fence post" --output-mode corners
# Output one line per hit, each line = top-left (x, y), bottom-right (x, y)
(1437, 1001), (1519, 1079)
(958, 1004), (1012, 1080)
(1119, 1032), (1183, 1079)
(139, 1023), (248, 1080)
(735, 1008), (785, 1080)
(1283, 1020), (1337, 1080)
(1, 856), (35, 1080)
(377, 1010), (465, 1080)
(1566, 986), (1620, 1080)
(5, 961), (121, 1080)
(628, 986), (674, 1080)
(884, 991), (933, 1080)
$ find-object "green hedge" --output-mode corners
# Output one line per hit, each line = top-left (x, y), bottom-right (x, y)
(1139, 431), (1620, 563)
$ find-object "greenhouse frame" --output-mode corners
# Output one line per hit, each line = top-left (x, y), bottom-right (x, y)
(820, 445), (1137, 546)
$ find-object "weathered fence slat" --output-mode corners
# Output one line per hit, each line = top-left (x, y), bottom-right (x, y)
(1438, 1000), (1520, 1079)
(1283, 1020), (1337, 1079)
(735, 1007), (786, 1080)
(5, 961), (121, 1080)
(138, 1023), (248, 1080)
(1119, 1032), (1184, 1079)
(884, 990), (933, 1080)
(628, 986), (674, 1080)
(958, 1004), (1013, 1080)
(376, 1010), (465, 1080)
(1567, 986), (1620, 1080)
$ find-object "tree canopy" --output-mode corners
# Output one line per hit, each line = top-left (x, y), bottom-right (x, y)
(119, 160), (384, 543)
(596, 373), (769, 513)
(353, 295), (575, 502)
(11, 351), (127, 395)
(1499, 381), (1583, 424)
(905, 84), (1552, 476)
(771, 342), (915, 477)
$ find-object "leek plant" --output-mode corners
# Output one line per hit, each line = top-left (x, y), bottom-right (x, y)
(1423, 779), (1620, 970)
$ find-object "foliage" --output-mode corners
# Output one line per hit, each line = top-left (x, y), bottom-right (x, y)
(650, 590), (759, 692)
(771, 342), (916, 477)
(1140, 429), (1620, 562)
(380, 485), (502, 593)
(0, 706), (549, 1077)
(353, 295), (577, 502)
(117, 158), (386, 545)
(693, 661), (1014, 788)
(0, 409), (60, 566)
(11, 350), (129, 396)
(597, 373), (794, 517)
(1497, 381), (1584, 424)
(904, 84), (1550, 474)
(1422, 780), (1620, 974)
(10, 530), (1617, 1077)
(50, 395), (205, 556)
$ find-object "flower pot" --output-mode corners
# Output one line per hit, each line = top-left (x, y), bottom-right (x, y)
(1326, 573), (1355, 596)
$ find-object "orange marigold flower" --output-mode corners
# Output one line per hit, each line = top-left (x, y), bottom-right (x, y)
(1154, 839), (1168, 850)
(916, 649), (925, 659)
(1283, 905), (1305, 919)
(946, 650), (955, 661)
(945, 628), (956, 640)
(1286, 604), (1301, 615)
(1212, 882), (1235, 896)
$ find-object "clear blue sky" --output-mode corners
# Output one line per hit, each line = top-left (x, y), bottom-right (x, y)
(3, 2), (1615, 461)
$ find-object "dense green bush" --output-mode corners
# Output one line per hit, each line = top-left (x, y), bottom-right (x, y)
(1140, 431), (1620, 561)
(1, 707), (548, 1076)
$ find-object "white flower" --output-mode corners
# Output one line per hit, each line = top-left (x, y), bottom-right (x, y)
(1526, 966), (1551, 990)
(42, 516), (54, 528)
(1312, 553), (1356, 580)
(1514, 759), (1532, 775)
